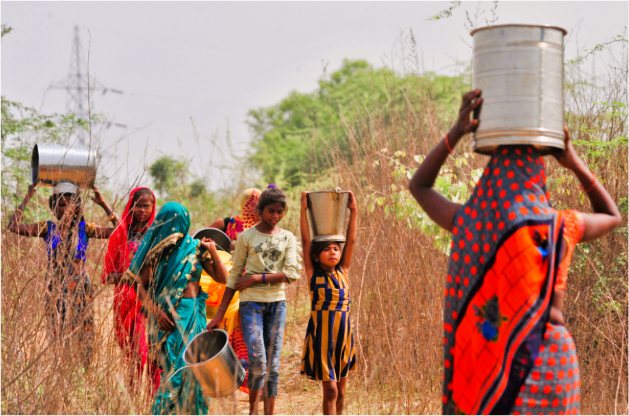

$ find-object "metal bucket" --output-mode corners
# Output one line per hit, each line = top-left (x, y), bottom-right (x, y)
(183, 329), (245, 398)
(191, 228), (232, 253)
(307, 188), (349, 243)
(471, 24), (567, 155)
(31, 144), (97, 188)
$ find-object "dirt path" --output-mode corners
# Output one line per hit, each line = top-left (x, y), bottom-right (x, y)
(207, 304), (323, 415)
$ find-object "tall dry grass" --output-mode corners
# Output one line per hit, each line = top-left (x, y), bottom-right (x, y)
(2, 31), (626, 416)
(315, 35), (628, 415)
(0, 182), (252, 414)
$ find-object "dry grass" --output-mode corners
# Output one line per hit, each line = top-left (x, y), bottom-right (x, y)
(2, 33), (627, 416)
(317, 38), (628, 415)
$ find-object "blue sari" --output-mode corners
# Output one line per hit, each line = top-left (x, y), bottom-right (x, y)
(124, 202), (209, 415)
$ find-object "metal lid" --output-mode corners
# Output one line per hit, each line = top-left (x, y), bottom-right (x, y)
(471, 24), (567, 36)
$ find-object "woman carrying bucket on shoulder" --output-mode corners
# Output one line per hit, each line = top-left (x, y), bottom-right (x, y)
(122, 202), (228, 414)
(408, 89), (621, 415)
(207, 185), (302, 415)
(102, 187), (161, 395)
(299, 190), (357, 415)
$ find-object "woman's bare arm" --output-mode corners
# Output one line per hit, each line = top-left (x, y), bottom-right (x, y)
(300, 191), (314, 279)
(90, 186), (118, 238)
(208, 218), (225, 230)
(408, 90), (483, 232)
(552, 126), (622, 242)
(7, 185), (44, 237)
(199, 238), (229, 284)
(340, 191), (358, 271)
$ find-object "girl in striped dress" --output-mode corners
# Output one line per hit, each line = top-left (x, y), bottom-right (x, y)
(300, 190), (358, 415)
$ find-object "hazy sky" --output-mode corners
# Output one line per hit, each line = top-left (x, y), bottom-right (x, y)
(2, 1), (627, 192)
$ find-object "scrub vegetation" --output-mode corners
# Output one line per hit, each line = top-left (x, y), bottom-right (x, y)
(1, 20), (627, 415)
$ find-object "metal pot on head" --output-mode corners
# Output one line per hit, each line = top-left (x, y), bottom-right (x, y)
(471, 24), (567, 155)
(32, 144), (97, 188)
(183, 329), (245, 398)
(307, 187), (349, 243)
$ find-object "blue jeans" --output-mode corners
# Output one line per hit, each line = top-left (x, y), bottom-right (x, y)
(239, 300), (287, 397)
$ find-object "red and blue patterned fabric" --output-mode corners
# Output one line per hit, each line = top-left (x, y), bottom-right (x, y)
(443, 145), (565, 414)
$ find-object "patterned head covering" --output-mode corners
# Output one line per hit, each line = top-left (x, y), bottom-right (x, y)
(443, 146), (563, 414)
(226, 188), (261, 241)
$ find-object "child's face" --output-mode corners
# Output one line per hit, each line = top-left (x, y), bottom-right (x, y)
(131, 195), (154, 225)
(260, 202), (285, 227)
(56, 195), (79, 221)
(317, 243), (342, 268)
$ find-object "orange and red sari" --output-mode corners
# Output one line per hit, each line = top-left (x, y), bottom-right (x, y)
(102, 187), (161, 394)
(443, 146), (565, 414)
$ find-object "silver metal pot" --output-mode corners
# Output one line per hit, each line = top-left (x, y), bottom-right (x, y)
(307, 188), (349, 243)
(31, 144), (97, 188)
(471, 24), (567, 154)
(183, 329), (245, 398)
(192, 228), (232, 253)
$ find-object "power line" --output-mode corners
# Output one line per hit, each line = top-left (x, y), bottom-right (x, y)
(49, 26), (116, 145)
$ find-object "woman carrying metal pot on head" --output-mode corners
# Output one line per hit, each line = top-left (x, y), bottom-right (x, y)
(7, 182), (119, 367)
(408, 90), (621, 415)
(122, 202), (228, 415)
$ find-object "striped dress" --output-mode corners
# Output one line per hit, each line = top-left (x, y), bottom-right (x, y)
(301, 266), (356, 381)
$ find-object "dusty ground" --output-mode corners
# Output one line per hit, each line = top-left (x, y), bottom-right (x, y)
(206, 302), (325, 415)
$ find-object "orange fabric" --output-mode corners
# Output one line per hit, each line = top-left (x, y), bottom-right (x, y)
(208, 188), (261, 395)
(229, 315), (250, 394)
(443, 146), (562, 415)
(555, 210), (585, 291)
(452, 224), (557, 413)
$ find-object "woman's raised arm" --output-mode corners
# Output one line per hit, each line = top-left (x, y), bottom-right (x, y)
(552, 126), (622, 242)
(408, 89), (483, 233)
(7, 185), (44, 237)
(300, 191), (314, 278)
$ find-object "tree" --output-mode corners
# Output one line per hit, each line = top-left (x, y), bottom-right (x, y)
(148, 155), (189, 198)
(246, 59), (467, 188)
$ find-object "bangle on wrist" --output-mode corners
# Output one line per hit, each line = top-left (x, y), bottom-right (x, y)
(445, 133), (453, 153)
(581, 172), (597, 193)
(262, 273), (267, 284)
(108, 211), (117, 222)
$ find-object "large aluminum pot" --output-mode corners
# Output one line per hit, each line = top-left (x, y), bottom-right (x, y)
(307, 188), (349, 243)
(183, 329), (245, 398)
(471, 24), (567, 154)
(32, 144), (97, 188)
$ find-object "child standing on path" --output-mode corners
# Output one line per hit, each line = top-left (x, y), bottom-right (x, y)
(207, 185), (302, 415)
(299, 190), (358, 415)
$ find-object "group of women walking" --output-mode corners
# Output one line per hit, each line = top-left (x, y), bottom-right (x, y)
(6, 89), (622, 415)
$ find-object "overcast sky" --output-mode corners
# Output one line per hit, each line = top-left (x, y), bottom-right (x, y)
(2, 1), (627, 193)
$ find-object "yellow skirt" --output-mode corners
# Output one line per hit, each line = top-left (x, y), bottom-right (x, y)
(198, 251), (239, 335)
